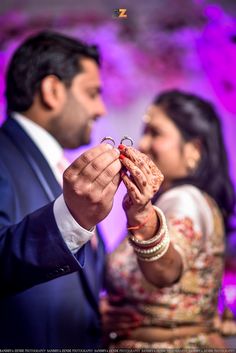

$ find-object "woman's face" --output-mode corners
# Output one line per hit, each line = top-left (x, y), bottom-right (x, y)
(139, 105), (196, 185)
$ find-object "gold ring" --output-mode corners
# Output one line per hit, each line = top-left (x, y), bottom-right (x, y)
(100, 136), (116, 147)
(120, 136), (133, 146)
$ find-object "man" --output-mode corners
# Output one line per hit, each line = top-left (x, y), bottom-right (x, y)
(0, 31), (121, 348)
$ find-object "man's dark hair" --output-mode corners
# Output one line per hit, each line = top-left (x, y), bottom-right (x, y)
(6, 31), (100, 113)
(153, 89), (236, 233)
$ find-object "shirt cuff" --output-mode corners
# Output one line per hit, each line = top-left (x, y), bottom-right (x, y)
(53, 194), (95, 252)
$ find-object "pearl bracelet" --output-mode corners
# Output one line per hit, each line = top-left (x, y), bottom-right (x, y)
(132, 231), (168, 255)
(137, 235), (170, 262)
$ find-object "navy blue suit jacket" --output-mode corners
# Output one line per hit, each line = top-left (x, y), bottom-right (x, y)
(0, 118), (106, 348)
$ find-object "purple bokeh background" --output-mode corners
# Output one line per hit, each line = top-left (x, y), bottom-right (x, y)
(0, 0), (235, 314)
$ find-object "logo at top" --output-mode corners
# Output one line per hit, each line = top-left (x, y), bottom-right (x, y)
(113, 9), (128, 19)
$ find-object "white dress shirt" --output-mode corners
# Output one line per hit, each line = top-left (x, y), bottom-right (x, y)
(13, 113), (94, 252)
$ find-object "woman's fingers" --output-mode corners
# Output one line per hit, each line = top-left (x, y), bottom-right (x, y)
(102, 308), (143, 332)
(100, 296), (144, 342)
(119, 146), (164, 206)
(120, 155), (151, 195)
(121, 172), (144, 206)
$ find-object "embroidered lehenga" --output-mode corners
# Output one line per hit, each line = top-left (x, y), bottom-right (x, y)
(106, 185), (226, 348)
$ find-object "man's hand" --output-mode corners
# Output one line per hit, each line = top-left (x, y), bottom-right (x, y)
(63, 143), (122, 229)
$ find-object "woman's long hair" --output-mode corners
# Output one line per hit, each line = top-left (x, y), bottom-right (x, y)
(153, 89), (235, 232)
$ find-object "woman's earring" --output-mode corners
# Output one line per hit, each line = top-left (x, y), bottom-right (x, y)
(187, 158), (198, 172)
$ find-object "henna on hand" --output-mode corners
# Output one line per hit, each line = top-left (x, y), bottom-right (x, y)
(118, 145), (163, 208)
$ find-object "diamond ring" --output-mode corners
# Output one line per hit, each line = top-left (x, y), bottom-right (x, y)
(120, 136), (133, 146)
(101, 136), (116, 147)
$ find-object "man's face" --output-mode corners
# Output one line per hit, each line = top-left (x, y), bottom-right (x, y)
(48, 58), (106, 149)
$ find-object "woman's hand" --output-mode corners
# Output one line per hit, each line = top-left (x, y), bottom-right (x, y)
(118, 145), (164, 237)
(118, 145), (183, 287)
(100, 295), (143, 344)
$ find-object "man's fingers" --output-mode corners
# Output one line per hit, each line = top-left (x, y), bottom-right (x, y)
(80, 148), (120, 183)
(69, 143), (114, 175)
(94, 158), (122, 189)
(63, 144), (122, 229)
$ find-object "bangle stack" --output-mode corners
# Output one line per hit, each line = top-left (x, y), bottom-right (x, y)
(128, 206), (170, 262)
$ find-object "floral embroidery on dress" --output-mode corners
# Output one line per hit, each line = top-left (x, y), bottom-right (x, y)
(105, 186), (225, 348)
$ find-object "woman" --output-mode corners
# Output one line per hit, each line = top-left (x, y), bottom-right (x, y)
(102, 90), (235, 349)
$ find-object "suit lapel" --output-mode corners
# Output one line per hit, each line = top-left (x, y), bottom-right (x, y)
(2, 118), (61, 201)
